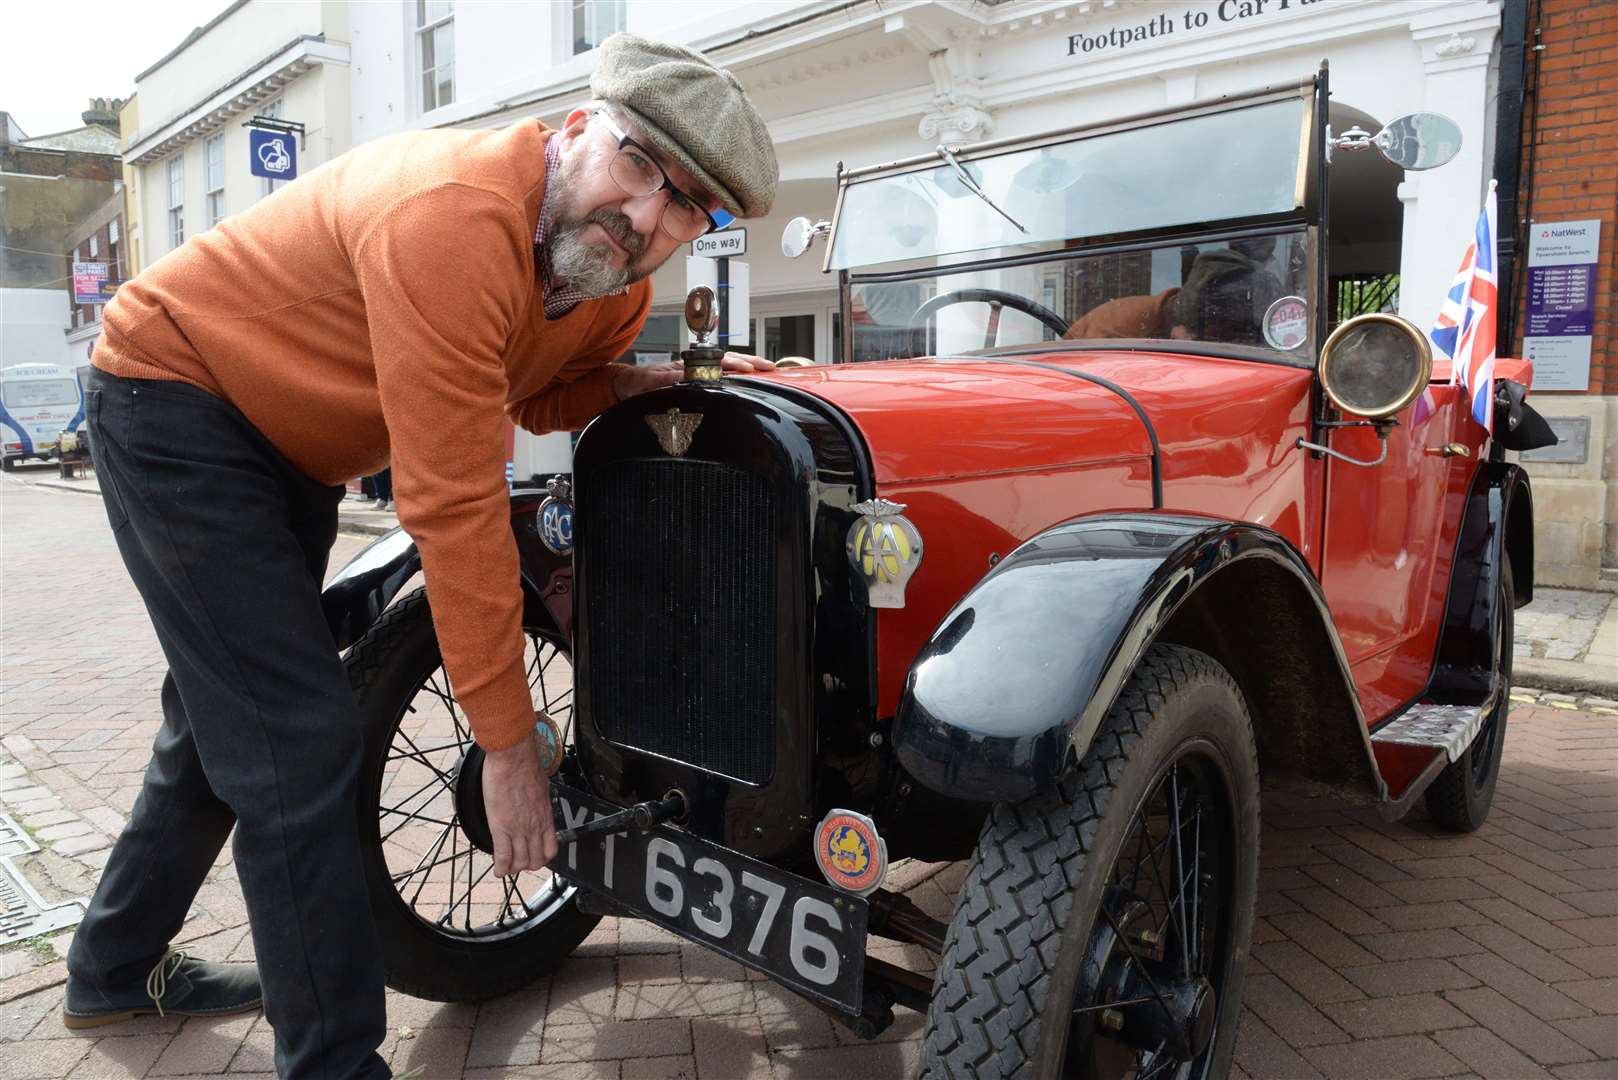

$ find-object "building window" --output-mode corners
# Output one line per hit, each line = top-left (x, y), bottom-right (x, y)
(260, 99), (288, 196)
(205, 134), (226, 228)
(88, 234), (98, 258)
(167, 155), (185, 248)
(573, 0), (625, 55)
(109, 217), (119, 247)
(417, 1), (455, 112)
(109, 217), (122, 281)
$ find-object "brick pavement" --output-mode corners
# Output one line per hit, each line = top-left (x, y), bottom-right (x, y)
(2, 475), (1616, 1078)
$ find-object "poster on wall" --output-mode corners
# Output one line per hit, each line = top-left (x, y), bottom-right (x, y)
(71, 261), (111, 305)
(1523, 219), (1600, 391)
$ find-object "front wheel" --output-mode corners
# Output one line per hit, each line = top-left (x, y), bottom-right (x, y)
(920, 644), (1260, 1080)
(346, 587), (600, 1002)
(1424, 563), (1515, 832)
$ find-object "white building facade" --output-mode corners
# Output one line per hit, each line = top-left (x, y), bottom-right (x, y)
(346, 0), (1507, 482)
(123, 0), (352, 269)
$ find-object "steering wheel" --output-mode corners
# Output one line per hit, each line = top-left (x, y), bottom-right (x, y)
(907, 288), (1070, 353)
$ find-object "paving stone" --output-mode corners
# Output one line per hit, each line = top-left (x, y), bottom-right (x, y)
(1550, 978), (1618, 1015)
(1319, 993), (1472, 1038)
(66, 1033), (172, 1078)
(1550, 1061), (1618, 1079)
(1242, 973), (1349, 1048)
(1445, 987), (1596, 1066)
(149, 1012), (259, 1075)
(1269, 912), (1380, 967)
(1552, 1016), (1618, 1059)
(1253, 941), (1363, 1005)
(1358, 928), (1490, 961)
(770, 1039), (918, 1079)
(1301, 1034), (1466, 1080)
(1451, 953), (1594, 1021)
(1457, 924), (1592, 983)
(614, 980), (751, 1021)
(1339, 958), (1480, 997)
(386, 1024), (470, 1077)
(0, 1037), (91, 1079)
(620, 1052), (695, 1078)
(1433, 1025), (1557, 1079)
(540, 1018), (692, 1062)
(692, 1015), (772, 1080)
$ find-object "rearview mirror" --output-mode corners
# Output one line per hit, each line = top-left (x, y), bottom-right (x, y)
(1333, 113), (1463, 171)
(782, 217), (831, 259)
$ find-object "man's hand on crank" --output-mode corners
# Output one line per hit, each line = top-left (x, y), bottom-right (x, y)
(482, 730), (560, 876)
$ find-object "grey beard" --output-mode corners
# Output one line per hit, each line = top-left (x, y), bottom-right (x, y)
(549, 219), (635, 298)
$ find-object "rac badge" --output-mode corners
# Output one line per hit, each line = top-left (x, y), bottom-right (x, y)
(646, 407), (702, 457)
(536, 475), (574, 555)
(846, 498), (923, 609)
(812, 809), (888, 896)
(535, 709), (564, 777)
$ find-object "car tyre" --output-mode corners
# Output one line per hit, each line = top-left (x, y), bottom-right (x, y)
(346, 587), (600, 1002)
(919, 643), (1259, 1080)
(1424, 563), (1514, 833)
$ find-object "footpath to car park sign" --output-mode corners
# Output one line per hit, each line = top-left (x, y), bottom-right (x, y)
(1523, 218), (1600, 391)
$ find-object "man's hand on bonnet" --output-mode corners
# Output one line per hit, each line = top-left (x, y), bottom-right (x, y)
(614, 353), (776, 399)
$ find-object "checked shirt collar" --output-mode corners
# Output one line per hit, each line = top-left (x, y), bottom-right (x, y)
(535, 134), (629, 321)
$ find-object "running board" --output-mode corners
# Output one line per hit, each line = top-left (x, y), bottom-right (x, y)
(1369, 702), (1487, 818)
(1371, 703), (1487, 764)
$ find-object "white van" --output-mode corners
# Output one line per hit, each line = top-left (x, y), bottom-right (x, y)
(1, 364), (86, 470)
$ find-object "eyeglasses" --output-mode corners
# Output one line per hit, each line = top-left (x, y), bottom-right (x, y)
(593, 111), (722, 243)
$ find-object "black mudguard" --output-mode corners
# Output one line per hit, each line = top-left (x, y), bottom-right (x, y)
(321, 488), (573, 652)
(892, 513), (1372, 804)
(1425, 462), (1533, 705)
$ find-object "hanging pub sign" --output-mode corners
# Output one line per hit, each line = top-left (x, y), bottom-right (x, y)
(249, 126), (298, 181)
(71, 261), (117, 305)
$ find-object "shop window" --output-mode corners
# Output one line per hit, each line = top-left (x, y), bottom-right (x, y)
(418, 1), (455, 112)
(205, 134), (226, 228)
(167, 155), (185, 249)
(573, 0), (625, 55)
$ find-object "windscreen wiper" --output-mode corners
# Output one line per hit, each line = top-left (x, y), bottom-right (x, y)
(936, 144), (1028, 234)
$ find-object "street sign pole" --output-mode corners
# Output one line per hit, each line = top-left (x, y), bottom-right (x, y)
(717, 256), (729, 349)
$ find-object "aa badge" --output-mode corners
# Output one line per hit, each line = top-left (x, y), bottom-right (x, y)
(536, 475), (574, 555)
(846, 498), (923, 609)
(535, 710), (565, 777)
(813, 809), (888, 896)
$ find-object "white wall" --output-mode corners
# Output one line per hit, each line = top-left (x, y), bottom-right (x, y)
(0, 290), (72, 367)
(136, 2), (330, 136)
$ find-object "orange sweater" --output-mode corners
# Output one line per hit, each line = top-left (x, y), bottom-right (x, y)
(94, 121), (651, 751)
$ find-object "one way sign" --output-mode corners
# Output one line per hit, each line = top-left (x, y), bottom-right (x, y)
(692, 228), (746, 258)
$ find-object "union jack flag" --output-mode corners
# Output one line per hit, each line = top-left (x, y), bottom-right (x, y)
(1429, 181), (1499, 432)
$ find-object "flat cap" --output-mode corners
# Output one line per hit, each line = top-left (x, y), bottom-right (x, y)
(590, 33), (777, 219)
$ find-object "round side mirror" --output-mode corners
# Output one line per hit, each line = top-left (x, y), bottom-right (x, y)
(782, 217), (831, 259)
(1319, 314), (1433, 419)
(1374, 113), (1463, 171)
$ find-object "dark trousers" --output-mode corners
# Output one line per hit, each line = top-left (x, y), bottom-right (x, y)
(69, 369), (388, 1080)
(371, 468), (392, 503)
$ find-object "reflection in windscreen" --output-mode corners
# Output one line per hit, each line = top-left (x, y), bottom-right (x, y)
(829, 97), (1306, 269)
(849, 232), (1310, 361)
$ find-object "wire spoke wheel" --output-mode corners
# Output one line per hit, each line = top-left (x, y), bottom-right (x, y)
(1064, 753), (1235, 1080)
(373, 628), (576, 939)
(919, 644), (1259, 1080)
(348, 587), (600, 1001)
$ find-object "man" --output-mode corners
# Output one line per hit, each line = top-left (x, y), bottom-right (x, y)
(1063, 243), (1283, 345)
(62, 34), (776, 1078)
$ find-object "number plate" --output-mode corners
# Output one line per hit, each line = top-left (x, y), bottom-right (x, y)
(550, 783), (868, 1013)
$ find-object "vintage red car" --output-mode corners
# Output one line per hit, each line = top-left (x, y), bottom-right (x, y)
(322, 69), (1556, 1079)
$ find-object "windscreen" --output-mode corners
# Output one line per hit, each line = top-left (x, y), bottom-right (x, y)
(829, 97), (1307, 270)
(3, 380), (78, 408)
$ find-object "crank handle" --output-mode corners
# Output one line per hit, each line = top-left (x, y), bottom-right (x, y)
(554, 791), (686, 844)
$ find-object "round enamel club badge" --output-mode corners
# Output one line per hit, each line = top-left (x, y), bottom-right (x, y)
(812, 809), (888, 896)
(534, 710), (564, 778)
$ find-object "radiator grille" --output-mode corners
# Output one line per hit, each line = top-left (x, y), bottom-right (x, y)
(581, 459), (777, 783)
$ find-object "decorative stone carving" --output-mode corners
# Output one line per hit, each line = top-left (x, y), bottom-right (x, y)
(919, 105), (995, 145)
(1434, 33), (1477, 57)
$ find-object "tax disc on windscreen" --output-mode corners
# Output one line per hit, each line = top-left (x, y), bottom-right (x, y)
(1263, 296), (1309, 351)
(535, 710), (564, 777)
